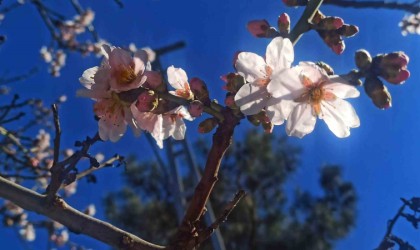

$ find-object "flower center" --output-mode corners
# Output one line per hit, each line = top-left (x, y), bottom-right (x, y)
(118, 65), (136, 85)
(308, 86), (324, 105)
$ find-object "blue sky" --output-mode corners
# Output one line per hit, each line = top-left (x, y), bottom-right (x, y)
(1, 0), (420, 249)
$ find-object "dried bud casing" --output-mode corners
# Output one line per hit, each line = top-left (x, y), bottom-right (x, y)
(222, 73), (246, 94)
(364, 77), (392, 109)
(355, 49), (372, 71)
(198, 118), (218, 133)
(190, 77), (210, 104)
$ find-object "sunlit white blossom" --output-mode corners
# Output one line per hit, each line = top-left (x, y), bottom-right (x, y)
(234, 36), (294, 124)
(167, 66), (194, 100)
(268, 62), (360, 138)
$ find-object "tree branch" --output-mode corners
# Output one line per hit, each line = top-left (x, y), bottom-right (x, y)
(171, 108), (240, 249)
(0, 176), (165, 250)
(324, 0), (420, 14)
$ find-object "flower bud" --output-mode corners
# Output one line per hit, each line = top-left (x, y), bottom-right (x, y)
(337, 24), (359, 37)
(364, 77), (392, 109)
(222, 73), (246, 94)
(188, 100), (204, 117)
(136, 90), (158, 112)
(318, 17), (344, 30)
(198, 118), (218, 133)
(381, 51), (409, 67)
(382, 68), (410, 85)
(316, 61), (334, 75)
(262, 120), (273, 133)
(190, 77), (210, 104)
(331, 41), (345, 55)
(278, 13), (290, 35)
(143, 71), (165, 91)
(355, 49), (372, 71)
(224, 93), (237, 108)
(247, 20), (270, 38)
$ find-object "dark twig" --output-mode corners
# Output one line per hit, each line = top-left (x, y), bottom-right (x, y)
(51, 104), (61, 166)
(192, 190), (246, 247)
(0, 67), (38, 85)
(324, 0), (420, 14)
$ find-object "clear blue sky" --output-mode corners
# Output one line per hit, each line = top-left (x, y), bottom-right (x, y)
(1, 0), (420, 249)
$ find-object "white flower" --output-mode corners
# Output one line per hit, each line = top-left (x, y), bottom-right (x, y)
(131, 104), (192, 148)
(167, 66), (194, 100)
(268, 62), (360, 138)
(234, 36), (294, 123)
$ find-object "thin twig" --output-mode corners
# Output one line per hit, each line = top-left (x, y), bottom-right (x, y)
(51, 104), (61, 166)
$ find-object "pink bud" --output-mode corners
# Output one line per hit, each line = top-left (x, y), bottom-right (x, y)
(190, 77), (206, 92)
(136, 91), (157, 112)
(383, 52), (409, 67)
(188, 100), (204, 117)
(143, 71), (164, 90)
(333, 18), (344, 29)
(386, 69), (410, 84)
(332, 41), (345, 55)
(247, 20), (270, 38)
(278, 13), (290, 34)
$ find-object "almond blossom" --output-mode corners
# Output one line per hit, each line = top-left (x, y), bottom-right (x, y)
(167, 66), (194, 100)
(234, 36), (294, 124)
(77, 45), (145, 142)
(131, 104), (192, 148)
(268, 62), (360, 138)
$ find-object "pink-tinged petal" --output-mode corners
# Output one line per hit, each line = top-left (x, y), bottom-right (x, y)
(133, 50), (148, 74)
(97, 113), (126, 142)
(265, 37), (294, 72)
(297, 62), (328, 84)
(268, 68), (305, 99)
(266, 99), (296, 125)
(321, 99), (360, 128)
(235, 52), (267, 82)
(234, 82), (269, 115)
(324, 76), (360, 98)
(319, 100), (352, 138)
(124, 106), (141, 137)
(79, 66), (98, 88)
(143, 71), (163, 89)
(167, 66), (188, 90)
(286, 103), (316, 138)
(131, 104), (164, 148)
(93, 67), (111, 90)
(108, 48), (132, 69)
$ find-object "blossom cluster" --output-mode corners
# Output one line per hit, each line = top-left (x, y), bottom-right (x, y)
(78, 45), (194, 148)
(232, 37), (360, 138)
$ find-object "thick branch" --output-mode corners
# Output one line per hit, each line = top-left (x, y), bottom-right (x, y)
(172, 109), (239, 249)
(324, 0), (420, 14)
(0, 176), (165, 250)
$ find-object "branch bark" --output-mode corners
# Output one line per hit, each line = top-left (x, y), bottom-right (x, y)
(171, 108), (240, 249)
(0, 176), (165, 250)
(324, 0), (420, 14)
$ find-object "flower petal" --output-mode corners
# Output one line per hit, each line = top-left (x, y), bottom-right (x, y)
(108, 48), (132, 69)
(268, 68), (305, 99)
(319, 98), (359, 138)
(79, 67), (98, 88)
(286, 103), (316, 138)
(235, 52), (267, 82)
(266, 99), (296, 125)
(167, 66), (188, 90)
(324, 76), (360, 99)
(265, 37), (294, 72)
(234, 82), (269, 115)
